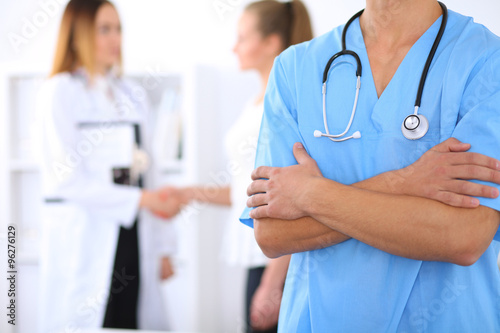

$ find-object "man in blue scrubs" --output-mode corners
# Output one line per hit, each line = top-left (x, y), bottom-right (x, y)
(241, 0), (500, 331)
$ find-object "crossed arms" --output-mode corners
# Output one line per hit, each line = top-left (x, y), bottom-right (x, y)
(246, 138), (500, 266)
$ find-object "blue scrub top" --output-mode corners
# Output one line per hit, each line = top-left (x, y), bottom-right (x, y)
(241, 10), (500, 333)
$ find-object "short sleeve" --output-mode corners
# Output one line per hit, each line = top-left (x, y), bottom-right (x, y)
(451, 50), (500, 241)
(240, 53), (307, 228)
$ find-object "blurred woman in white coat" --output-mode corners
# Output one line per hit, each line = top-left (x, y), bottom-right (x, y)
(36, 0), (179, 331)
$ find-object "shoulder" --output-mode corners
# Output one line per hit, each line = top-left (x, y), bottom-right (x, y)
(277, 25), (344, 70)
(449, 10), (500, 47)
(38, 73), (76, 107)
(36, 73), (83, 123)
(38, 72), (82, 102)
(447, 10), (500, 64)
(442, 10), (500, 101)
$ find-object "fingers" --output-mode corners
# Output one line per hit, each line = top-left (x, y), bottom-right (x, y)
(433, 190), (480, 208)
(433, 137), (469, 152)
(448, 152), (500, 170)
(152, 210), (171, 219)
(449, 165), (500, 186)
(448, 142), (471, 152)
(249, 205), (269, 220)
(250, 299), (277, 330)
(160, 257), (175, 280)
(251, 166), (274, 181)
(161, 267), (174, 280)
(445, 179), (499, 199)
(433, 141), (500, 170)
(247, 179), (268, 196)
(247, 192), (268, 209)
(250, 308), (266, 330)
(292, 142), (312, 165)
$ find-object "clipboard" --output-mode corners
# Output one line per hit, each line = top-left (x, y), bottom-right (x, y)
(77, 122), (144, 187)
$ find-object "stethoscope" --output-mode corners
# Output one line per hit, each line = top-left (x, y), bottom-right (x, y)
(314, 2), (448, 142)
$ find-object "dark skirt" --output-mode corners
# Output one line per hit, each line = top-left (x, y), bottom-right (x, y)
(103, 219), (140, 329)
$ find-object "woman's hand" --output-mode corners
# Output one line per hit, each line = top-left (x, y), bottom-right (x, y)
(249, 283), (282, 331)
(140, 187), (184, 219)
(160, 256), (175, 280)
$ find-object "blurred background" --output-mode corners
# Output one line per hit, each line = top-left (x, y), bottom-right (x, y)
(0, 0), (499, 332)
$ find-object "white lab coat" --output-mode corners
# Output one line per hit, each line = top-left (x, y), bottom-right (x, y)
(35, 70), (176, 333)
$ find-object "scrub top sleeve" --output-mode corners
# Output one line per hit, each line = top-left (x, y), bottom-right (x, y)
(451, 50), (500, 241)
(240, 53), (307, 228)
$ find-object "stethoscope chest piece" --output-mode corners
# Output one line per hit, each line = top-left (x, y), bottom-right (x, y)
(401, 114), (429, 140)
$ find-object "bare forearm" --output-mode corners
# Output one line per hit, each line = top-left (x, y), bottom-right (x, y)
(259, 255), (291, 289)
(254, 171), (404, 257)
(182, 186), (231, 206)
(307, 177), (500, 265)
(254, 217), (349, 258)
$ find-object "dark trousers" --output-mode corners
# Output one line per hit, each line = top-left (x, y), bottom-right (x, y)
(246, 266), (278, 333)
(103, 220), (140, 329)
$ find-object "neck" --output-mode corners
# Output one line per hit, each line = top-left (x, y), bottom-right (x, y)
(95, 63), (112, 76)
(360, 0), (442, 48)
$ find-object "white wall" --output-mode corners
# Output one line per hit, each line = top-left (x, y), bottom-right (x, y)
(1, 0), (499, 72)
(1, 1), (500, 333)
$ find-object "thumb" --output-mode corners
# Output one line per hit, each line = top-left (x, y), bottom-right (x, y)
(447, 138), (471, 152)
(293, 142), (313, 165)
(433, 137), (470, 153)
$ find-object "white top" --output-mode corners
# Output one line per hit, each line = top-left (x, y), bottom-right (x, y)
(221, 100), (269, 268)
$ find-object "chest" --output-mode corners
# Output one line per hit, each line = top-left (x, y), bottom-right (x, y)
(295, 52), (457, 184)
(366, 43), (413, 98)
(73, 82), (143, 124)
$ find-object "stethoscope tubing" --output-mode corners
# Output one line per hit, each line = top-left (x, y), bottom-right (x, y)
(317, 2), (448, 141)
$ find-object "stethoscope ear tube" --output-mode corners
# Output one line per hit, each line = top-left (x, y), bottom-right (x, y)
(323, 50), (362, 83)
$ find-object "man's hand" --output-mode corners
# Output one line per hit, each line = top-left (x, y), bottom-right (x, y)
(247, 142), (321, 220)
(247, 138), (500, 220)
(396, 138), (500, 208)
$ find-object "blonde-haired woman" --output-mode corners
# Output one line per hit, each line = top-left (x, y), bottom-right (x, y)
(36, 0), (178, 331)
(167, 1), (313, 332)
